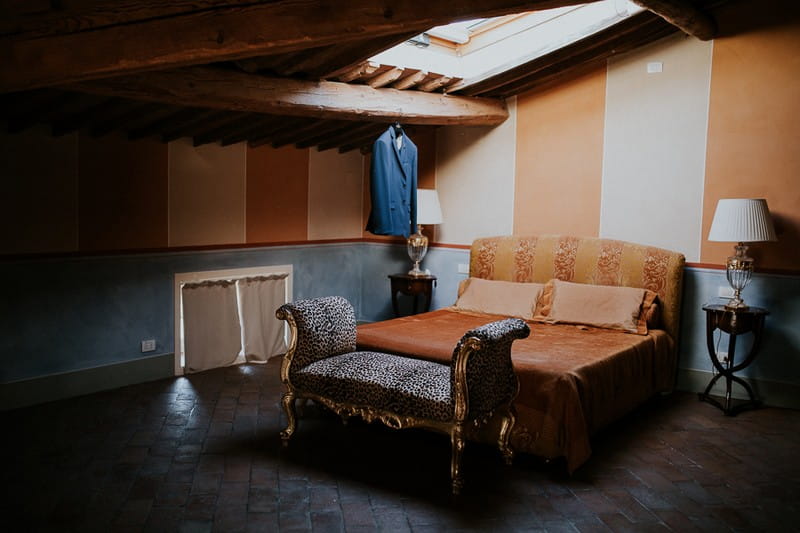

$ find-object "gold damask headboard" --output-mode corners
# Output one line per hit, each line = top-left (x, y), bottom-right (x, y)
(469, 235), (685, 343)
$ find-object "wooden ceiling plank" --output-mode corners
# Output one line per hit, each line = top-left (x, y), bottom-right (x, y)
(191, 113), (251, 147)
(310, 32), (418, 79)
(336, 62), (381, 83)
(269, 119), (336, 148)
(51, 97), (122, 136)
(127, 107), (203, 141)
(631, 0), (717, 40)
(335, 125), (392, 153)
(6, 91), (79, 133)
(220, 117), (284, 147)
(417, 76), (452, 93)
(316, 123), (385, 152)
(293, 121), (357, 149)
(1, 0), (603, 92)
(248, 118), (315, 148)
(160, 109), (230, 142)
(366, 68), (405, 88)
(391, 70), (428, 90)
(70, 66), (509, 126)
(88, 101), (162, 137)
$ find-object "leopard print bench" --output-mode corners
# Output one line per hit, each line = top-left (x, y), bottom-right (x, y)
(276, 296), (530, 494)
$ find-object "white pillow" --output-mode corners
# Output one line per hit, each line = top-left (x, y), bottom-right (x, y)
(454, 278), (544, 320)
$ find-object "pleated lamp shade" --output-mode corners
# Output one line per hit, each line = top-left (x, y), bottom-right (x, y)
(708, 199), (777, 243)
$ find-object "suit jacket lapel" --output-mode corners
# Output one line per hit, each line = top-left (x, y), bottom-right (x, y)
(390, 128), (409, 182)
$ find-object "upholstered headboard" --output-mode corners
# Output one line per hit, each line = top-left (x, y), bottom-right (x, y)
(469, 235), (685, 342)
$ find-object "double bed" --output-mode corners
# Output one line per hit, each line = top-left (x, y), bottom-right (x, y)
(357, 235), (685, 472)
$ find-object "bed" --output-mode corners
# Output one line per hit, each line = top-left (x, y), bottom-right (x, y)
(357, 235), (685, 472)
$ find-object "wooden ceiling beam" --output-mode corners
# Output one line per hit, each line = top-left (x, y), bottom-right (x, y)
(0, 0), (603, 92)
(631, 0), (717, 40)
(70, 67), (508, 126)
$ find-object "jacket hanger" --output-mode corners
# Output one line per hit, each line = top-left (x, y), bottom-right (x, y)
(392, 122), (404, 137)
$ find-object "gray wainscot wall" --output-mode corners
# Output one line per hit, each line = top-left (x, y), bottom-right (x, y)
(2, 243), (798, 410)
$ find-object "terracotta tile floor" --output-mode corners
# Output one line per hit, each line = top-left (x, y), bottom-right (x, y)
(3, 358), (799, 532)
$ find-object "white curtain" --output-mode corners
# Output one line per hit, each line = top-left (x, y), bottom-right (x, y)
(237, 274), (288, 362)
(182, 279), (241, 373)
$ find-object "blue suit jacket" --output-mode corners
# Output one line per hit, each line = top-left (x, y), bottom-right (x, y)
(366, 126), (417, 238)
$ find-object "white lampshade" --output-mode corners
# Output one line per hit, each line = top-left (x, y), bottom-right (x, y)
(708, 199), (777, 243)
(417, 189), (443, 225)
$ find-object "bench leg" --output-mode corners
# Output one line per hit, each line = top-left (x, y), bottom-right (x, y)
(498, 407), (516, 465)
(450, 425), (465, 495)
(280, 392), (297, 446)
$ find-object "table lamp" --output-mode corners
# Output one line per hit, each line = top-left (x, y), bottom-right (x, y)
(708, 198), (777, 309)
(408, 189), (443, 276)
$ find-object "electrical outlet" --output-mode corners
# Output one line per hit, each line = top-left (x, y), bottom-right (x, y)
(457, 263), (469, 274)
(141, 339), (156, 352)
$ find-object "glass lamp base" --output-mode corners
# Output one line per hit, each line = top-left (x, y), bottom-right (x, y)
(407, 226), (429, 277)
(724, 242), (754, 310)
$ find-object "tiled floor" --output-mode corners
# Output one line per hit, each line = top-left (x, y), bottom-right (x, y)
(3, 358), (799, 532)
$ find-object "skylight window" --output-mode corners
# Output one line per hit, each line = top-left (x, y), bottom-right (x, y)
(371, 0), (644, 91)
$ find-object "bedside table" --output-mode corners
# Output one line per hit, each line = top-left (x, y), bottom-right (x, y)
(699, 304), (769, 416)
(389, 273), (437, 317)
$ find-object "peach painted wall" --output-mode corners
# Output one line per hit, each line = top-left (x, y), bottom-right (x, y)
(246, 145), (309, 243)
(702, 0), (800, 270)
(78, 133), (168, 251)
(0, 126), (78, 254)
(308, 148), (363, 240)
(168, 139), (246, 247)
(514, 70), (605, 237)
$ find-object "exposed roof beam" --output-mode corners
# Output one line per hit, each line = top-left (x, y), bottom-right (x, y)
(70, 67), (508, 126)
(631, 0), (717, 40)
(0, 0), (602, 92)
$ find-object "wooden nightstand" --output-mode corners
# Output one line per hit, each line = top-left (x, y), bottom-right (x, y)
(389, 273), (437, 317)
(699, 304), (769, 416)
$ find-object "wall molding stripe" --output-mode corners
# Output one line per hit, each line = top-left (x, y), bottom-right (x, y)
(1, 353), (174, 411)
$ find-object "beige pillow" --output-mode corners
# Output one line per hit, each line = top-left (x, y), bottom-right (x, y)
(533, 279), (657, 335)
(454, 278), (544, 320)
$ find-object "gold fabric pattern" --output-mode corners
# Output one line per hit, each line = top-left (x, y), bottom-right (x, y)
(472, 239), (498, 280)
(643, 248), (670, 297)
(553, 236), (579, 281)
(512, 236), (538, 282)
(595, 240), (624, 286)
(468, 234), (685, 344)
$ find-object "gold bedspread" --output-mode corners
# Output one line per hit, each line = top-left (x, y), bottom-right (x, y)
(357, 309), (676, 472)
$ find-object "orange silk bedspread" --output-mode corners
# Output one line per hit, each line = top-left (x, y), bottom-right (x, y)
(357, 309), (676, 473)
